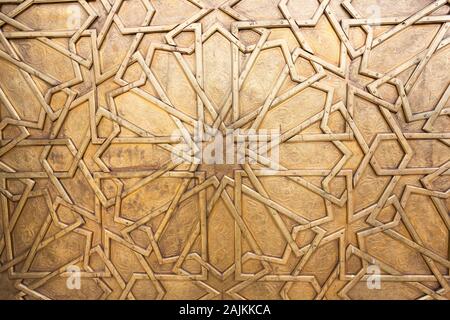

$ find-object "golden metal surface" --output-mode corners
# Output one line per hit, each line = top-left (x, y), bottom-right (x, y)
(0, 0), (449, 300)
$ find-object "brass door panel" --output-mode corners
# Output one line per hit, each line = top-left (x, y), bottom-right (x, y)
(0, 0), (449, 300)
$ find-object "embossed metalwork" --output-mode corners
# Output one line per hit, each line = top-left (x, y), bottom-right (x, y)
(0, 0), (449, 300)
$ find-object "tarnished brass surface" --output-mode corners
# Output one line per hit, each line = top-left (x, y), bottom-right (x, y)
(0, 0), (449, 300)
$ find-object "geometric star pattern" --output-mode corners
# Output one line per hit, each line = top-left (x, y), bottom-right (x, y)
(0, 0), (449, 299)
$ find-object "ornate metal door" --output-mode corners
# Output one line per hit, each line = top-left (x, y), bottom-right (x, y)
(0, 0), (449, 300)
